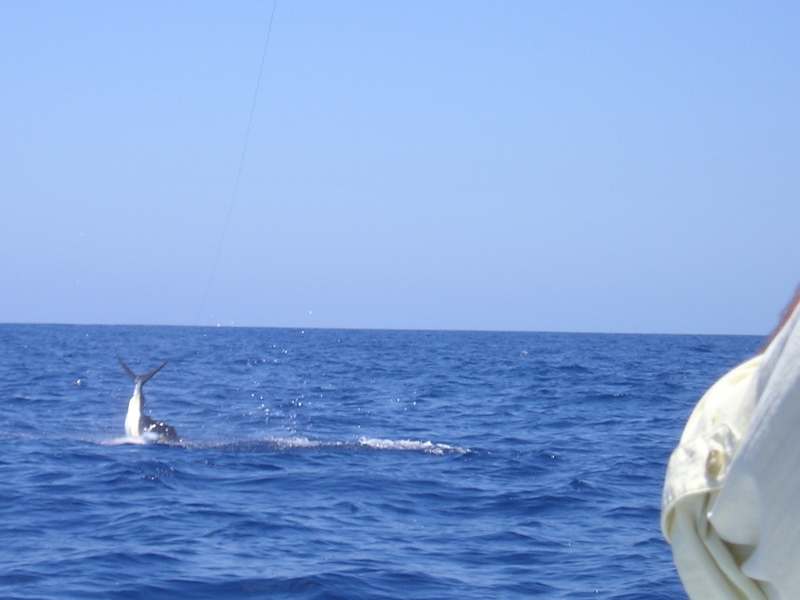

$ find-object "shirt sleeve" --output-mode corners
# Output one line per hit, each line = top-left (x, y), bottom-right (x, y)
(663, 302), (800, 600)
(662, 354), (766, 600)
(709, 304), (800, 598)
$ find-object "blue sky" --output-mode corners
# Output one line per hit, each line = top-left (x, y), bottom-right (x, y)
(1, 1), (799, 334)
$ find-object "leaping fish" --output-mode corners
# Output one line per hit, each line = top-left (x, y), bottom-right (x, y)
(118, 358), (180, 444)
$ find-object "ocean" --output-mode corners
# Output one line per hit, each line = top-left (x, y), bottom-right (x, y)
(0, 324), (761, 599)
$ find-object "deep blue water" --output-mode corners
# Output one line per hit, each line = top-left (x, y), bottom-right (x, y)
(0, 325), (761, 599)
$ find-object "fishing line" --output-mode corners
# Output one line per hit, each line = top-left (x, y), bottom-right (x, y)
(197, 0), (277, 325)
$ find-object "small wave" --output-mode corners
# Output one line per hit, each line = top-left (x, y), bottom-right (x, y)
(104, 435), (152, 446)
(556, 363), (591, 374)
(95, 435), (468, 455)
(99, 436), (470, 456)
(258, 436), (469, 455)
(356, 437), (468, 455)
(102, 433), (177, 446)
(265, 436), (341, 450)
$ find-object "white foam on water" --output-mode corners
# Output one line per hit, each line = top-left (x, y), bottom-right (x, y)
(266, 436), (342, 450)
(104, 433), (159, 446)
(256, 436), (469, 455)
(96, 434), (468, 455)
(357, 437), (468, 455)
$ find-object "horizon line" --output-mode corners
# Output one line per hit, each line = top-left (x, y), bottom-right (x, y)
(0, 320), (767, 338)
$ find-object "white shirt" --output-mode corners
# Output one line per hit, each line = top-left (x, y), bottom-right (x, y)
(662, 303), (800, 599)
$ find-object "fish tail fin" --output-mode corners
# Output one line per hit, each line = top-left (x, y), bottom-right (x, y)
(118, 358), (169, 385)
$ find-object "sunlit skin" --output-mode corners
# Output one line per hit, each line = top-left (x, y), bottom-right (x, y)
(759, 286), (800, 353)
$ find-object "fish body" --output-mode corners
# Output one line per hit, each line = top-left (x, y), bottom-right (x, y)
(118, 358), (180, 444)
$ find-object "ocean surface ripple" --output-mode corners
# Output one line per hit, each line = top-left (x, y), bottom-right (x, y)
(0, 325), (761, 599)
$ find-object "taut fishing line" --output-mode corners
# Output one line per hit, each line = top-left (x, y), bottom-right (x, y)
(197, 0), (277, 325)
